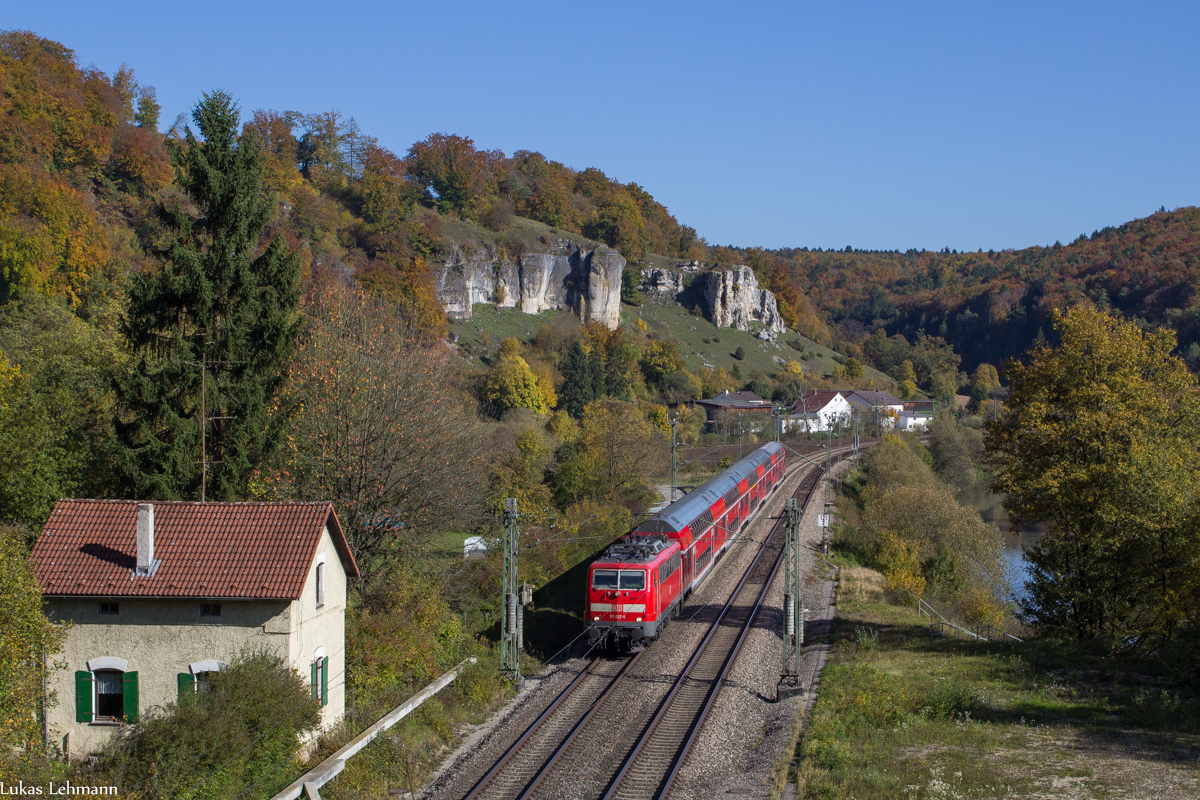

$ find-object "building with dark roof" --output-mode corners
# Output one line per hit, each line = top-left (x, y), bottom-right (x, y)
(32, 500), (358, 756)
(690, 389), (774, 432)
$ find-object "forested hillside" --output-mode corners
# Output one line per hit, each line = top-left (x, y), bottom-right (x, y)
(710, 208), (1200, 374)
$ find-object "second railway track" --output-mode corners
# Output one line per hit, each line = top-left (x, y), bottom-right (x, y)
(599, 462), (830, 800)
(449, 450), (849, 800)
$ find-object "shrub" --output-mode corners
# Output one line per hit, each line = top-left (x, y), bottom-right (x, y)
(877, 530), (925, 605)
(99, 651), (320, 799)
(921, 681), (979, 720)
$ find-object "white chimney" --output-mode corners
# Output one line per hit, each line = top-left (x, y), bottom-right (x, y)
(135, 503), (155, 576)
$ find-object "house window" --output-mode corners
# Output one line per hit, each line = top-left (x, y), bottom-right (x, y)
(77, 659), (137, 724)
(200, 603), (221, 617)
(311, 650), (329, 707)
(178, 660), (225, 696)
(315, 562), (325, 608)
(98, 602), (119, 615)
(94, 670), (124, 719)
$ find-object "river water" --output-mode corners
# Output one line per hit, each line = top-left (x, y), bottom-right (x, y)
(965, 486), (1046, 601)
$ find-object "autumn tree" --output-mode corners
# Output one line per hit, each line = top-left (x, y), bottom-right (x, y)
(578, 400), (667, 500)
(115, 91), (301, 501)
(263, 284), (489, 579)
(483, 350), (554, 415)
(405, 133), (495, 218)
(0, 525), (67, 752)
(985, 307), (1200, 647)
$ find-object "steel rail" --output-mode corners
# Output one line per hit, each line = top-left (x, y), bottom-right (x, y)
(601, 450), (855, 800)
(462, 653), (640, 800)
(463, 447), (853, 800)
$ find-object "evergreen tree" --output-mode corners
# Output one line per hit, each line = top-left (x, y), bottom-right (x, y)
(589, 346), (607, 399)
(558, 341), (595, 418)
(115, 92), (301, 500)
(604, 344), (633, 400)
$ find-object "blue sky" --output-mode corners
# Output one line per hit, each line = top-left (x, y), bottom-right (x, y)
(8, 1), (1199, 252)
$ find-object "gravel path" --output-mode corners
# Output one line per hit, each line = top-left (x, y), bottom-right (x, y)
(417, 455), (839, 800)
(668, 456), (854, 800)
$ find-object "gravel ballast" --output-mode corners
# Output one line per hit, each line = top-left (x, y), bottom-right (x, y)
(418, 450), (850, 800)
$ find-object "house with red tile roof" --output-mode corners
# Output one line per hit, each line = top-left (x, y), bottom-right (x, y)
(30, 499), (359, 756)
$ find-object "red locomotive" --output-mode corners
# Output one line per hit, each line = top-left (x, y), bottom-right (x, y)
(586, 442), (786, 651)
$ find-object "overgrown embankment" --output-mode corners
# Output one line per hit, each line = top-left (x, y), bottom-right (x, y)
(792, 566), (1200, 799)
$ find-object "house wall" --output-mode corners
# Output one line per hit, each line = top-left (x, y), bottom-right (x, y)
(44, 525), (350, 754)
(45, 596), (291, 755)
(898, 414), (932, 431)
(784, 395), (853, 432)
(288, 525), (349, 731)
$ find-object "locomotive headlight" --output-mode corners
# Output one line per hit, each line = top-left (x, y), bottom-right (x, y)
(636, 617), (642, 622)
(594, 616), (600, 621)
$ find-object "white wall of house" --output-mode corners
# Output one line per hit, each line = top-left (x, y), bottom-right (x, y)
(897, 412), (933, 431)
(783, 394), (853, 432)
(288, 525), (348, 732)
(45, 526), (348, 755)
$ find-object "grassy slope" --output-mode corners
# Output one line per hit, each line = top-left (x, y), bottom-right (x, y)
(448, 296), (895, 385)
(624, 293), (894, 382)
(439, 215), (896, 384)
(790, 564), (1200, 799)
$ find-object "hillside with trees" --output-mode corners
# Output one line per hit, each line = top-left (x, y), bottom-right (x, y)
(707, 208), (1200, 377)
(3, 28), (1200, 795)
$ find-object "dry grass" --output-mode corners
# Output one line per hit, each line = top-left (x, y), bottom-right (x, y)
(790, 563), (1200, 799)
(838, 566), (886, 606)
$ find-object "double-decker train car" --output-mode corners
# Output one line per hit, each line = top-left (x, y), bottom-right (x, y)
(587, 442), (786, 651)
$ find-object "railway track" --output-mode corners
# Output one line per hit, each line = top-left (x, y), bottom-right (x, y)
(454, 450), (850, 800)
(599, 463), (831, 800)
(463, 653), (642, 800)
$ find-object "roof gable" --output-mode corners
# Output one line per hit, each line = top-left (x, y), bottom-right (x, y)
(698, 389), (771, 409)
(844, 390), (902, 406)
(31, 500), (359, 599)
(792, 391), (846, 413)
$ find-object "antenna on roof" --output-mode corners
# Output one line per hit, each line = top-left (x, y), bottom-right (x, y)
(182, 343), (246, 502)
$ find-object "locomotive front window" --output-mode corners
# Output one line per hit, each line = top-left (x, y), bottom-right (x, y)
(619, 571), (646, 591)
(592, 570), (619, 590)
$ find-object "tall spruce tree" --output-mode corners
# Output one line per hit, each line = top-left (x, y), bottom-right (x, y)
(558, 341), (595, 418)
(115, 92), (301, 500)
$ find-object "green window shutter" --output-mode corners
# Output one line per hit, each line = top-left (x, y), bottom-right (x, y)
(74, 671), (93, 723)
(177, 672), (195, 696)
(310, 661), (317, 700)
(320, 657), (329, 707)
(122, 672), (139, 723)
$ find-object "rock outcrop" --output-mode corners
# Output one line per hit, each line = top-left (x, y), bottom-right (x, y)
(638, 262), (700, 297)
(701, 266), (788, 339)
(435, 242), (625, 329)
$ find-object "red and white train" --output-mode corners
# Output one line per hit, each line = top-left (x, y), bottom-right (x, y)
(586, 442), (786, 651)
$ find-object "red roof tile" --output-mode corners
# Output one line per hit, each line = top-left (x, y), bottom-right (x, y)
(31, 500), (359, 599)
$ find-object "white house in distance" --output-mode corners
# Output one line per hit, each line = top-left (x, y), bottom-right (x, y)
(897, 407), (935, 431)
(842, 390), (904, 421)
(30, 499), (359, 756)
(781, 390), (854, 433)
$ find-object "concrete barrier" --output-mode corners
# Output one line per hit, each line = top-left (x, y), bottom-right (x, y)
(272, 657), (478, 800)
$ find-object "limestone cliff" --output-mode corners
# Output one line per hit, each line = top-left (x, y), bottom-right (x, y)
(701, 265), (788, 340)
(638, 261), (700, 297)
(435, 241), (625, 329)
